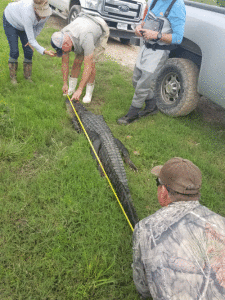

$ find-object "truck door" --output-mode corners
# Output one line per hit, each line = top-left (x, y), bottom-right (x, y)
(49, 0), (68, 12)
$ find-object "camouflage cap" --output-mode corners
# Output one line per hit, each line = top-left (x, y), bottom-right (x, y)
(151, 157), (202, 195)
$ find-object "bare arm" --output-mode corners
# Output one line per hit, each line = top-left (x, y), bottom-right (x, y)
(161, 33), (172, 44)
(141, 29), (172, 44)
(70, 53), (94, 101)
(135, 4), (148, 37)
(137, 3), (172, 44)
(61, 52), (70, 94)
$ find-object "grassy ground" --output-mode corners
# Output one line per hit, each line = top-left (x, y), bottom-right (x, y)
(1, 0), (225, 299)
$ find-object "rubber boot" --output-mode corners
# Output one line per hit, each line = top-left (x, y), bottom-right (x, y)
(138, 99), (158, 117)
(117, 105), (141, 125)
(67, 76), (78, 96)
(8, 62), (18, 85)
(82, 81), (95, 104)
(23, 62), (33, 82)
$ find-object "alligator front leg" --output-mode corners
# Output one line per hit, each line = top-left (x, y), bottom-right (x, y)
(90, 134), (105, 177)
(65, 98), (74, 118)
(72, 117), (82, 133)
(114, 138), (138, 172)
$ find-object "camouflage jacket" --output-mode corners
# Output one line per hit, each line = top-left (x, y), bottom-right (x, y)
(132, 201), (225, 299)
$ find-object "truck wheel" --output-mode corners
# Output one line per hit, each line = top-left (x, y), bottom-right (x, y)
(155, 58), (200, 117)
(68, 5), (81, 24)
(120, 38), (130, 45)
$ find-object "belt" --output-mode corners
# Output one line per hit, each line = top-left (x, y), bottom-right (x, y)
(144, 42), (177, 51)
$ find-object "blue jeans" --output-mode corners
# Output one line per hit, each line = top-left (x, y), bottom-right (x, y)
(3, 12), (33, 62)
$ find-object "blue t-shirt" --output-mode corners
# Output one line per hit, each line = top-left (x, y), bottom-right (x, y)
(144, 0), (186, 44)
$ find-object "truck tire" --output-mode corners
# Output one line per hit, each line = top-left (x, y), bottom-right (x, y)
(68, 5), (81, 24)
(155, 58), (200, 117)
(120, 38), (130, 45)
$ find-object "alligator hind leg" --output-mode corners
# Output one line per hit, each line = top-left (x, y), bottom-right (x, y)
(114, 138), (138, 171)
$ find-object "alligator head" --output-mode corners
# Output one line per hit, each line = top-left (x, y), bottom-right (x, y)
(65, 99), (87, 118)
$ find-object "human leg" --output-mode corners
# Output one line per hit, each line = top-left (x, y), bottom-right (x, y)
(83, 62), (96, 104)
(137, 50), (170, 117)
(19, 30), (33, 81)
(137, 71), (158, 117)
(3, 13), (19, 84)
(132, 65), (142, 90)
(71, 55), (83, 78)
(117, 66), (143, 125)
(67, 55), (84, 95)
(117, 66), (152, 125)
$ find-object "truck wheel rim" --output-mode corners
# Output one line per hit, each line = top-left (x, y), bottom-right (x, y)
(161, 72), (181, 104)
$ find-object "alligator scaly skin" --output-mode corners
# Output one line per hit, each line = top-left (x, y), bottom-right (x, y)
(66, 100), (139, 227)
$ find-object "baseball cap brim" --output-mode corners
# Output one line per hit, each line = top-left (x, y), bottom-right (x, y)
(51, 39), (63, 57)
(151, 165), (163, 176)
(151, 158), (202, 195)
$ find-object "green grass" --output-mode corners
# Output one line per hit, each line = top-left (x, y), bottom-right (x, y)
(1, 0), (225, 299)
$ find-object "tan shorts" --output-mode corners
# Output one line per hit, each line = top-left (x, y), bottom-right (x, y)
(93, 26), (110, 62)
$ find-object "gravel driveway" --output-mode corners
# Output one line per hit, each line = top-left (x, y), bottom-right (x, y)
(46, 14), (225, 125)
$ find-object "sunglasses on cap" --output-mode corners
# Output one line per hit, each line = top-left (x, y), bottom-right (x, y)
(51, 39), (63, 57)
(156, 178), (174, 193)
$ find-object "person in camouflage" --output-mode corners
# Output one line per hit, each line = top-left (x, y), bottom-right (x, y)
(132, 157), (225, 299)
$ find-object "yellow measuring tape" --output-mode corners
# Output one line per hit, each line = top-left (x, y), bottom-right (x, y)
(67, 95), (134, 231)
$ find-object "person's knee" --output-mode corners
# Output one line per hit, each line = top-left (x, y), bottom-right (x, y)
(74, 60), (83, 67)
(132, 79), (138, 89)
(10, 49), (19, 60)
(24, 48), (33, 61)
(91, 64), (96, 75)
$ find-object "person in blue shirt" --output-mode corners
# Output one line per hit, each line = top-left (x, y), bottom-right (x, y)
(117, 0), (186, 125)
(3, 0), (55, 84)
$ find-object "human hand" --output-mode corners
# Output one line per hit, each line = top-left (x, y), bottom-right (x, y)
(71, 88), (82, 101)
(44, 50), (57, 57)
(135, 25), (143, 37)
(62, 83), (68, 95)
(141, 29), (158, 41)
(25, 42), (34, 51)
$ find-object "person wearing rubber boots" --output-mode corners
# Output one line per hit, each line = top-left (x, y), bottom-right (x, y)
(117, 0), (186, 125)
(3, 0), (55, 85)
(50, 12), (109, 104)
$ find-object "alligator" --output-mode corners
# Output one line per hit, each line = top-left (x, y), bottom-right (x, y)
(66, 99), (139, 228)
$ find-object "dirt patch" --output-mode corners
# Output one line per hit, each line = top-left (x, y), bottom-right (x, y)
(196, 97), (225, 125)
(46, 13), (68, 30)
(46, 14), (225, 125)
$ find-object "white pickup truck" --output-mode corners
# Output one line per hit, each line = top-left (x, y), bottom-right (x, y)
(154, 1), (225, 116)
(48, 0), (146, 44)
(49, 0), (224, 116)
